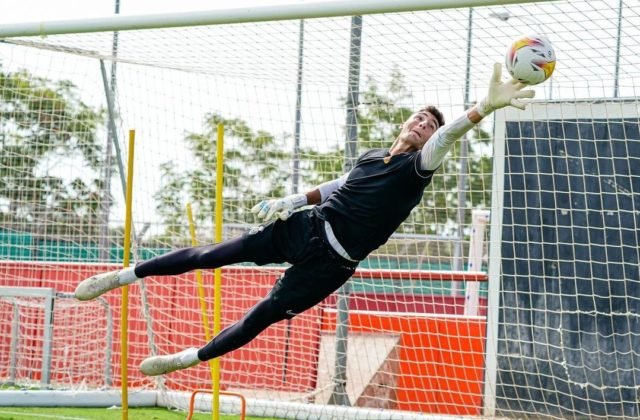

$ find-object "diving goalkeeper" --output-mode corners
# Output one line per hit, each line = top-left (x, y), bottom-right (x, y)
(75, 63), (533, 376)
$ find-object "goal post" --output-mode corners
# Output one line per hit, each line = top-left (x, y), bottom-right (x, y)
(0, 287), (55, 388)
(0, 285), (114, 391)
(1, 0), (639, 419)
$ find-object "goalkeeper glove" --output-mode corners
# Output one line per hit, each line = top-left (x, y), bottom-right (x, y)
(251, 193), (307, 221)
(476, 62), (536, 117)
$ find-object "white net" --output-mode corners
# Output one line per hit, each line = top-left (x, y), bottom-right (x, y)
(0, 0), (639, 418)
(0, 286), (111, 389)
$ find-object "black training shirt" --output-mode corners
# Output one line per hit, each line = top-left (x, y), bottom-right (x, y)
(315, 148), (436, 261)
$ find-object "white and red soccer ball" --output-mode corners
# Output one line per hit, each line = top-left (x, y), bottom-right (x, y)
(505, 35), (556, 85)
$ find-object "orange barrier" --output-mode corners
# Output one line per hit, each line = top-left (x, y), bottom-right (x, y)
(0, 261), (321, 392)
(186, 389), (246, 420)
(321, 309), (486, 416)
(0, 261), (487, 415)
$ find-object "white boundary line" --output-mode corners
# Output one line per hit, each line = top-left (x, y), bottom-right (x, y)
(0, 390), (481, 420)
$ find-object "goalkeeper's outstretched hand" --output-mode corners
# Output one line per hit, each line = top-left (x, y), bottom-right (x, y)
(476, 62), (535, 117)
(251, 193), (307, 221)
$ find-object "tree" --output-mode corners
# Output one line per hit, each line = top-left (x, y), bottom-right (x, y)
(358, 68), (414, 150)
(303, 67), (415, 188)
(0, 67), (105, 237)
(154, 112), (292, 241)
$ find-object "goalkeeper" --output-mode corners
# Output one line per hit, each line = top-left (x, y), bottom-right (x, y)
(75, 63), (533, 376)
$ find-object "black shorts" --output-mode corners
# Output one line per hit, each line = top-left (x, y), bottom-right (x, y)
(242, 209), (358, 318)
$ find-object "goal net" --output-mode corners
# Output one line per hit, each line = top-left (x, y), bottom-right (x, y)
(0, 285), (112, 390)
(0, 0), (638, 418)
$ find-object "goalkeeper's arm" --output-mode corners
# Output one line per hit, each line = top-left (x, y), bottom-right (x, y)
(251, 172), (349, 221)
(420, 62), (534, 171)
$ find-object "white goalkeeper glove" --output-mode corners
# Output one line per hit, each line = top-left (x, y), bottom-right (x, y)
(476, 62), (536, 117)
(251, 193), (307, 221)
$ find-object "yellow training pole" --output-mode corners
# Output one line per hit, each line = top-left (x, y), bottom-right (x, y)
(186, 203), (217, 420)
(212, 123), (224, 420)
(187, 203), (214, 342)
(121, 129), (136, 420)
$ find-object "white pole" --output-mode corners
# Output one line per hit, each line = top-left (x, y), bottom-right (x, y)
(483, 109), (508, 417)
(463, 209), (490, 316)
(0, 0), (556, 38)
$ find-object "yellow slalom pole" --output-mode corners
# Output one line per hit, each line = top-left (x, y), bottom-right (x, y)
(121, 129), (136, 420)
(186, 202), (217, 420)
(186, 203), (214, 342)
(212, 123), (224, 420)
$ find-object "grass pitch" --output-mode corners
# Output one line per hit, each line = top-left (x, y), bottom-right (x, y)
(0, 407), (282, 420)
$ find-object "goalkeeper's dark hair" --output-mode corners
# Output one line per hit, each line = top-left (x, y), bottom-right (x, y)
(420, 105), (445, 129)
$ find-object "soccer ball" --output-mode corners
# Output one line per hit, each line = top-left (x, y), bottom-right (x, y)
(505, 35), (556, 85)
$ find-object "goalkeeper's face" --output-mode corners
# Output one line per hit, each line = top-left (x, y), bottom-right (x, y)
(398, 111), (439, 149)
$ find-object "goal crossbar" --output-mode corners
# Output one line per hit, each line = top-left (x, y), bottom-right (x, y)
(0, 0), (555, 38)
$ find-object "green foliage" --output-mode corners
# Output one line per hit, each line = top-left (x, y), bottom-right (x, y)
(357, 68), (414, 150)
(304, 66), (415, 186)
(154, 112), (292, 240)
(0, 67), (105, 236)
(302, 147), (344, 187)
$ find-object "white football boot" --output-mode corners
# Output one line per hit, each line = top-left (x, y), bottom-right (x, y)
(140, 347), (200, 376)
(74, 270), (122, 301)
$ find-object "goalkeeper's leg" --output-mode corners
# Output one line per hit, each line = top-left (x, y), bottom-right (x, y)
(140, 241), (357, 376)
(140, 288), (288, 375)
(74, 212), (309, 301)
(74, 235), (276, 301)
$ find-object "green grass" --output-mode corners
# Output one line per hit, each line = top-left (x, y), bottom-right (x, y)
(0, 407), (282, 420)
